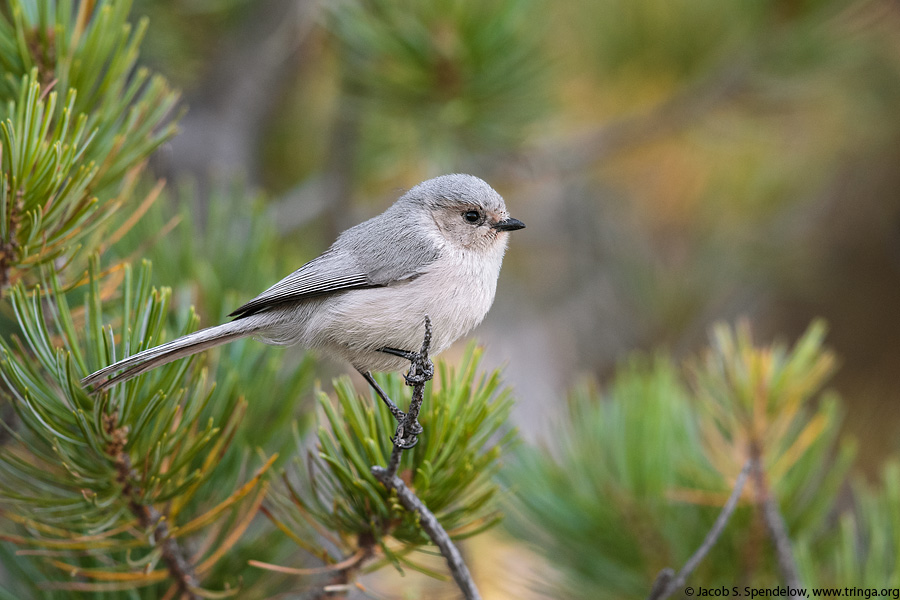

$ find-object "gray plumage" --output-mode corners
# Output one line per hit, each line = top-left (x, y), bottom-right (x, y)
(82, 174), (524, 392)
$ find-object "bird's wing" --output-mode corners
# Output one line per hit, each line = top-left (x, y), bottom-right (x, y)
(228, 224), (441, 319)
(229, 251), (375, 319)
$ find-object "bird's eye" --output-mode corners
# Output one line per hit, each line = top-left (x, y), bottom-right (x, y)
(463, 210), (481, 224)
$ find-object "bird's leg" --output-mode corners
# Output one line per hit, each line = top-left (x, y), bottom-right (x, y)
(378, 347), (434, 387)
(357, 369), (405, 423)
(376, 316), (434, 449)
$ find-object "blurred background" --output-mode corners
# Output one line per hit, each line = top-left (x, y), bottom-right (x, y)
(5, 2), (900, 597)
(131, 0), (900, 473)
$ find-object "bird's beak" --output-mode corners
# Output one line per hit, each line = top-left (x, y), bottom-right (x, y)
(492, 217), (526, 232)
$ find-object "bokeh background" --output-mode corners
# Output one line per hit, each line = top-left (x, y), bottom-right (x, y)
(132, 0), (900, 470)
(6, 1), (900, 597)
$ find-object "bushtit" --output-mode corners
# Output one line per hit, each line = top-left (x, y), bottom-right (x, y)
(82, 174), (524, 392)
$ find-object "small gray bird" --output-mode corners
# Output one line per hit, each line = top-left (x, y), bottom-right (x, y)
(82, 174), (524, 392)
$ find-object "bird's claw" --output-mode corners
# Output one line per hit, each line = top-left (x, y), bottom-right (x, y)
(378, 346), (417, 362)
(404, 359), (433, 386)
(377, 317), (431, 458)
(378, 346), (434, 387)
(391, 417), (423, 449)
(391, 435), (419, 450)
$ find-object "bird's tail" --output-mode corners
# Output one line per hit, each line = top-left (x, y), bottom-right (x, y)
(81, 319), (258, 392)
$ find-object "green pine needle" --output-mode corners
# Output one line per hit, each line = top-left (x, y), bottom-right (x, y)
(270, 344), (517, 574)
(0, 0), (181, 290)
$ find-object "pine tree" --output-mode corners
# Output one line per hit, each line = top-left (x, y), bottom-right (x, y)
(503, 321), (900, 599)
(0, 2), (515, 598)
(6, 1), (897, 599)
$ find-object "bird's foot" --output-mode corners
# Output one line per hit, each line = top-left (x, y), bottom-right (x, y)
(378, 346), (417, 362)
(391, 432), (419, 450)
(376, 316), (433, 453)
(404, 358), (433, 387)
(391, 417), (424, 449)
(379, 346), (433, 388)
(379, 314), (435, 387)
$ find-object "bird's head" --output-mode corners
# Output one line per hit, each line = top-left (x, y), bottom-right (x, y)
(402, 174), (525, 253)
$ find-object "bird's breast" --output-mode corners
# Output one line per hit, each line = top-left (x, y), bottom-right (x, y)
(313, 245), (503, 367)
(415, 245), (502, 350)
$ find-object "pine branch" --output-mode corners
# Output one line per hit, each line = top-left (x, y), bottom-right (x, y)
(370, 316), (482, 600)
(648, 459), (752, 600)
(0, 1), (182, 288)
(0, 264), (279, 595)
(750, 446), (803, 590)
(373, 469), (482, 600)
(325, 0), (547, 162)
(105, 413), (200, 599)
(268, 342), (511, 596)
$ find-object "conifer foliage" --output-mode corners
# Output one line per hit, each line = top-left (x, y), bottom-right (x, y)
(0, 2), (515, 597)
(0, 0), (178, 289)
(4, 1), (897, 599)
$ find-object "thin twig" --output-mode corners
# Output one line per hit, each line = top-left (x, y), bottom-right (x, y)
(369, 316), (482, 600)
(144, 504), (200, 597)
(105, 414), (200, 599)
(751, 455), (802, 589)
(382, 316), (433, 480)
(648, 459), (753, 600)
(372, 469), (482, 600)
(648, 569), (675, 600)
